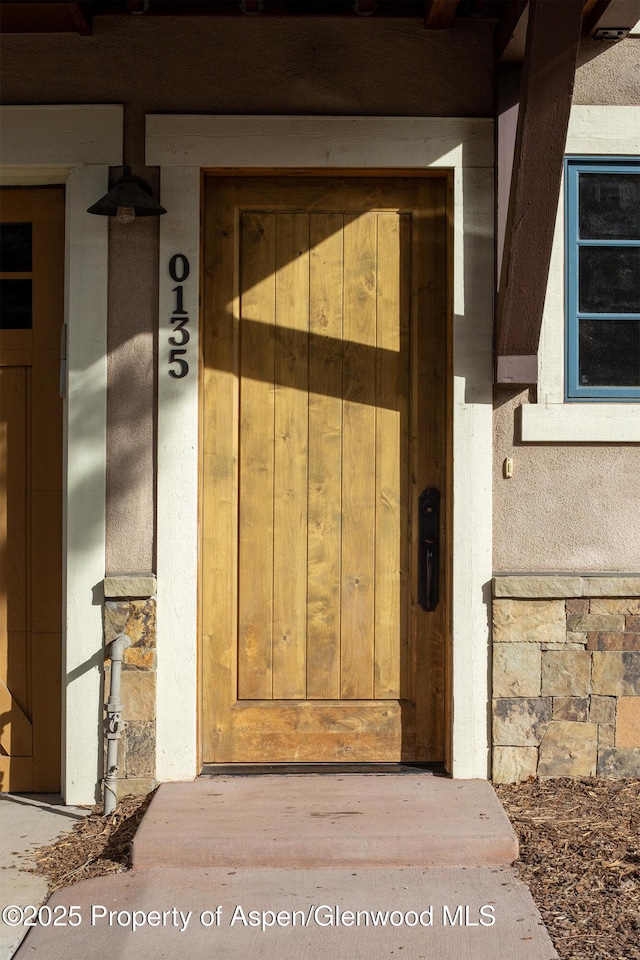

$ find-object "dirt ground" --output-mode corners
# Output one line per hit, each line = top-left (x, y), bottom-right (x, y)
(496, 779), (640, 960)
(26, 778), (639, 960)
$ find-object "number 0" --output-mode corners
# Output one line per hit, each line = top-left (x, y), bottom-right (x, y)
(169, 254), (190, 283)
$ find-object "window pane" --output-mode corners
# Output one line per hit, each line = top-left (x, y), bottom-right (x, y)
(579, 173), (640, 240)
(579, 319), (640, 387)
(0, 279), (32, 329)
(0, 223), (32, 272)
(579, 246), (640, 313)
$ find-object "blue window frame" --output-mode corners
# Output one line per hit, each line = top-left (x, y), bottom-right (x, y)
(565, 158), (640, 400)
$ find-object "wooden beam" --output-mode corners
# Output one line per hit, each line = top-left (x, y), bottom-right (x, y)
(582, 0), (613, 36)
(0, 2), (93, 33)
(495, 0), (528, 61)
(65, 3), (93, 35)
(424, 0), (459, 29)
(496, 63), (521, 284)
(495, 355), (538, 384)
(495, 0), (583, 377)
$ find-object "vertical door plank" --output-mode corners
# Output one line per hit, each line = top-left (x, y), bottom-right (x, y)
(0, 679), (32, 755)
(31, 633), (61, 791)
(341, 212), (377, 700)
(272, 214), (309, 699)
(374, 214), (410, 699)
(237, 212), (276, 700)
(413, 179), (449, 757)
(202, 180), (240, 757)
(0, 368), (28, 634)
(0, 757), (33, 793)
(0, 367), (29, 719)
(307, 214), (343, 700)
(30, 491), (63, 634)
(30, 348), (61, 494)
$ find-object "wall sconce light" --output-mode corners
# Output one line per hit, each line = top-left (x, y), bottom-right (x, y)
(87, 166), (167, 223)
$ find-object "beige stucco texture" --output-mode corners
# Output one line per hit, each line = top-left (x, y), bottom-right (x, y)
(106, 214), (159, 574)
(0, 16), (494, 145)
(574, 36), (640, 105)
(493, 390), (640, 573)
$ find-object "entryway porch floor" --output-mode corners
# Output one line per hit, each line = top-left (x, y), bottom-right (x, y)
(14, 775), (559, 959)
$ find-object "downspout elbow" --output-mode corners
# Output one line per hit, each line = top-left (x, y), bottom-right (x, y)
(109, 633), (131, 662)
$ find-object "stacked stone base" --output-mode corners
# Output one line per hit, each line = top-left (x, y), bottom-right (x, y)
(492, 576), (640, 783)
(103, 576), (158, 799)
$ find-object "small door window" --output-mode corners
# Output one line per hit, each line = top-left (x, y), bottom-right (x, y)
(0, 222), (33, 329)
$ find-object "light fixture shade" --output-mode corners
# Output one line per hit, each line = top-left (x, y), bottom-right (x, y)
(87, 166), (167, 217)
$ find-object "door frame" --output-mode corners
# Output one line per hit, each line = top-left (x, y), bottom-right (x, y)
(149, 115), (494, 781)
(1, 104), (123, 803)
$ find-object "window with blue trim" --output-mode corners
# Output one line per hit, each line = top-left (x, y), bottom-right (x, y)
(566, 158), (640, 400)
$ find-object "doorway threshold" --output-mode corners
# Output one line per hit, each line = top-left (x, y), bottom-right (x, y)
(199, 762), (447, 776)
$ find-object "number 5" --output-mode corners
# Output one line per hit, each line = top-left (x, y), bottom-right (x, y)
(169, 348), (188, 379)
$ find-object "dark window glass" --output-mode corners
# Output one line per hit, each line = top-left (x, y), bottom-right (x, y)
(579, 319), (640, 387)
(579, 246), (640, 314)
(0, 279), (32, 329)
(579, 173), (640, 240)
(0, 223), (32, 272)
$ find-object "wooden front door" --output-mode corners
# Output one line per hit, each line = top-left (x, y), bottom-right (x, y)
(201, 175), (448, 764)
(0, 188), (64, 791)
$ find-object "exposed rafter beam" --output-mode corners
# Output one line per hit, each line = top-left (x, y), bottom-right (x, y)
(65, 2), (93, 35)
(582, 0), (613, 35)
(495, 0), (528, 61)
(424, 0), (459, 29)
(495, 0), (584, 382)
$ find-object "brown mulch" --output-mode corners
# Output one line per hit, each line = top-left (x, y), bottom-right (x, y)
(28, 792), (154, 893)
(25, 779), (640, 958)
(496, 778), (640, 960)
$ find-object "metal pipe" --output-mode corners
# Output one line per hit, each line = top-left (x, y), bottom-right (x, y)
(104, 633), (131, 815)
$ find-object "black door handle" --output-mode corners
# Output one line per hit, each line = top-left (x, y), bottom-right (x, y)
(419, 487), (440, 612)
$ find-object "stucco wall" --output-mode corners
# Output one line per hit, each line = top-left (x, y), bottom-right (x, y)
(493, 390), (640, 573)
(574, 37), (640, 105)
(1, 14), (493, 573)
(0, 16), (493, 123)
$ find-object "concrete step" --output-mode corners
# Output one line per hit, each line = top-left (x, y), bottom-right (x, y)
(132, 775), (519, 870)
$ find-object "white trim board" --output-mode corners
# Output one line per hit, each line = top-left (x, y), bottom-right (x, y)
(146, 115), (493, 169)
(1, 104), (123, 805)
(149, 115), (494, 782)
(0, 105), (122, 169)
(521, 403), (640, 443)
(531, 105), (640, 442)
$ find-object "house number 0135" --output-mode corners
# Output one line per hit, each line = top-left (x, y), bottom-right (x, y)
(168, 254), (190, 379)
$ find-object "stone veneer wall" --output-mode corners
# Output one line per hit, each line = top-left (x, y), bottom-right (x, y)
(492, 576), (640, 783)
(103, 576), (157, 798)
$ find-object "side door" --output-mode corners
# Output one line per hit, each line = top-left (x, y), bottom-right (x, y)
(0, 188), (64, 791)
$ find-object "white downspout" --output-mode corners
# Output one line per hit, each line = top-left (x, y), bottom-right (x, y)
(104, 633), (131, 814)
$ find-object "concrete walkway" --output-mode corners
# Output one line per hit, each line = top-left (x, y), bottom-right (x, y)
(7, 775), (558, 959)
(0, 794), (89, 960)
